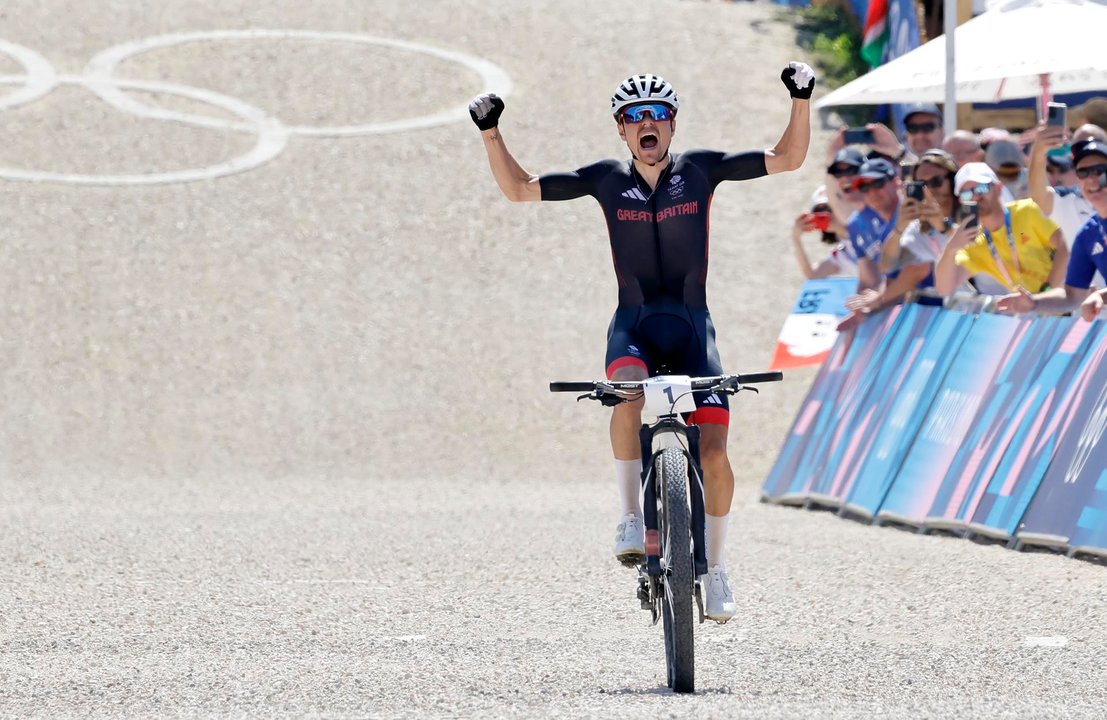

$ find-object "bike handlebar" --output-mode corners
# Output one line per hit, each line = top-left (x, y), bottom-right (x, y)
(549, 372), (783, 394)
(549, 381), (601, 393)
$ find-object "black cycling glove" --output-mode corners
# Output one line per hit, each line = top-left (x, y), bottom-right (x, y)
(781, 62), (816, 100)
(469, 93), (505, 131)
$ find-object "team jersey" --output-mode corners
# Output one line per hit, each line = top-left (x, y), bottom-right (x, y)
(846, 205), (898, 266)
(954, 199), (1061, 293)
(1065, 215), (1107, 290)
(538, 149), (767, 308)
(846, 204), (901, 281)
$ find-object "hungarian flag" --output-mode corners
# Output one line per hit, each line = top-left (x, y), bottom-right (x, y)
(860, 0), (889, 68)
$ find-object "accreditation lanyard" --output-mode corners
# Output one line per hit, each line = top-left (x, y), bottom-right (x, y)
(982, 208), (1023, 291)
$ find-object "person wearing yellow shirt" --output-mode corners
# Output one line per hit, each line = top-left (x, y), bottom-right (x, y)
(934, 162), (1067, 307)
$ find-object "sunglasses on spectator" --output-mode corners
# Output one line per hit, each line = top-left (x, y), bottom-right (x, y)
(858, 178), (890, 192)
(958, 182), (993, 202)
(1075, 163), (1107, 179)
(1046, 166), (1068, 174)
(905, 122), (938, 134)
(828, 164), (860, 177)
(914, 175), (947, 189)
(620, 103), (674, 123)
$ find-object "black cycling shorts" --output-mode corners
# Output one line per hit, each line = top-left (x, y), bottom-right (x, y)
(604, 301), (729, 426)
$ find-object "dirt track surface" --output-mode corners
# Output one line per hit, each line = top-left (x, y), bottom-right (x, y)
(2, 1), (1106, 717)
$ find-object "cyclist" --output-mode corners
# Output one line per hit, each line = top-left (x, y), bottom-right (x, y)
(470, 64), (814, 622)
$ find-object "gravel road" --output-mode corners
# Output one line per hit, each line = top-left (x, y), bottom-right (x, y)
(2, 0), (1105, 717)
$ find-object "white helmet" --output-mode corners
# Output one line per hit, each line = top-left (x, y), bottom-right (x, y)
(611, 74), (679, 116)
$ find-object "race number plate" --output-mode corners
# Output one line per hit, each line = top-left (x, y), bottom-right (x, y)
(643, 375), (696, 416)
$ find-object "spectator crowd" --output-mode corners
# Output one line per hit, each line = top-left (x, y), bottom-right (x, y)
(789, 100), (1107, 328)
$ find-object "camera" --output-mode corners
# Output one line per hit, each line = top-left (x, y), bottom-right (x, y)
(905, 181), (925, 202)
(842, 128), (876, 145)
(1046, 102), (1067, 128)
(810, 211), (831, 231)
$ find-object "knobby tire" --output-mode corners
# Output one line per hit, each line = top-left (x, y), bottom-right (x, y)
(658, 446), (695, 693)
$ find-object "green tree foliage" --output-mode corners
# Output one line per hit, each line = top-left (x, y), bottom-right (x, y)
(783, 4), (872, 125)
(792, 5), (869, 88)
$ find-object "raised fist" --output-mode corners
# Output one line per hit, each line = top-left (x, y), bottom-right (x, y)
(781, 61), (816, 100)
(469, 93), (505, 131)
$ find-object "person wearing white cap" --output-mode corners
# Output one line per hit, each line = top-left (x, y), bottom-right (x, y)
(934, 162), (1068, 303)
(997, 139), (1107, 319)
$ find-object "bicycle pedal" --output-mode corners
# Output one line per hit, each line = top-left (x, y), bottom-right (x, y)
(618, 553), (645, 568)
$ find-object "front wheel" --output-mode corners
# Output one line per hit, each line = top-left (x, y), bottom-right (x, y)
(658, 446), (695, 693)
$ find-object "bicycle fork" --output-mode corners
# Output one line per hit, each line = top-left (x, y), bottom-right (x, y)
(636, 417), (709, 624)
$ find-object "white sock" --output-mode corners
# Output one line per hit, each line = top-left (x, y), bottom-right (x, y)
(615, 458), (643, 518)
(705, 513), (729, 571)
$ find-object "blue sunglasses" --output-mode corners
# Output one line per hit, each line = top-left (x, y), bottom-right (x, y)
(620, 103), (674, 123)
(958, 182), (993, 203)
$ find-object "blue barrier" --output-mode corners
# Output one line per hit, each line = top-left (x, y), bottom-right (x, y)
(1016, 330), (1107, 557)
(842, 308), (974, 520)
(922, 317), (1068, 532)
(968, 320), (1106, 540)
(803, 306), (917, 506)
(762, 307), (903, 503)
(877, 313), (1021, 527)
(763, 306), (1107, 561)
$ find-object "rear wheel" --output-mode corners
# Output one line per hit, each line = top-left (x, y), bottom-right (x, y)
(657, 446), (694, 693)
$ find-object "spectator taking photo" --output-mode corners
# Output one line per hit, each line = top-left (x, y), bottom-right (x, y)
(934, 162), (1068, 309)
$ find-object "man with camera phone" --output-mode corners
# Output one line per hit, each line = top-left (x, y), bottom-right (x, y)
(934, 163), (1067, 305)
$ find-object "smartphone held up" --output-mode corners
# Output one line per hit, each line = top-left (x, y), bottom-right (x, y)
(961, 200), (979, 229)
(843, 127), (876, 145)
(1046, 102), (1067, 128)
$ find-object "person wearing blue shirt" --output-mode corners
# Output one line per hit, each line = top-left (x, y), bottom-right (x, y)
(998, 138), (1107, 319)
(837, 157), (914, 329)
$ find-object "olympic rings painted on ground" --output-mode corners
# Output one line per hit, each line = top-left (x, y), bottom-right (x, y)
(0, 31), (513, 185)
(84, 30), (514, 137)
(0, 40), (57, 110)
(0, 74), (288, 185)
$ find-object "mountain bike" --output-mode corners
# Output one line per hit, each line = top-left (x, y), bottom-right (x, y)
(549, 371), (783, 693)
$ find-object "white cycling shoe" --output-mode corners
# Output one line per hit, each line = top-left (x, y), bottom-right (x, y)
(701, 566), (737, 622)
(614, 513), (645, 567)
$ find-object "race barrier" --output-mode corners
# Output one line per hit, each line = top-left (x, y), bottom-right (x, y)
(769, 277), (854, 371)
(762, 306), (1107, 561)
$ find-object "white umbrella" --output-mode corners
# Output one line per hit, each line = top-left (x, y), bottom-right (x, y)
(815, 0), (1107, 107)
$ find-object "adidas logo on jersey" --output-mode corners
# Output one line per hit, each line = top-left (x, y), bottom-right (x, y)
(702, 393), (723, 406)
(621, 187), (647, 202)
